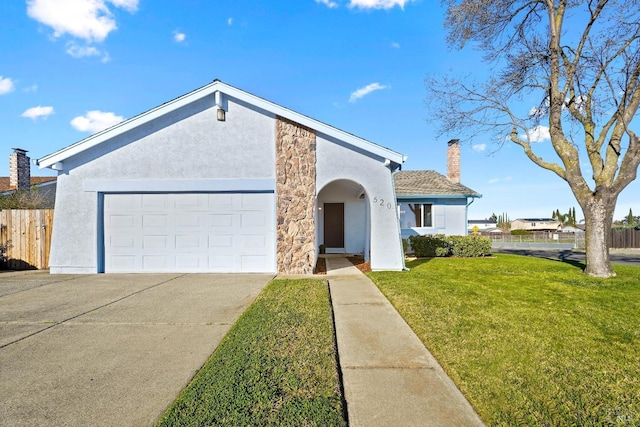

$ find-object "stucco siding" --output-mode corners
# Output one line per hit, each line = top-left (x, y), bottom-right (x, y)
(343, 201), (366, 254)
(317, 183), (367, 254)
(62, 96), (275, 180)
(316, 134), (403, 271)
(49, 174), (99, 273)
(49, 96), (276, 273)
(399, 197), (469, 241)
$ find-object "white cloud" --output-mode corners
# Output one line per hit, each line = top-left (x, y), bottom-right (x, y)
(0, 76), (15, 95)
(488, 178), (499, 184)
(349, 82), (388, 103)
(66, 42), (100, 57)
(21, 105), (54, 120)
(349, 0), (414, 9)
(564, 94), (588, 115)
(522, 125), (550, 142)
(390, 42), (400, 48)
(107, 0), (138, 12)
(227, 17), (233, 25)
(66, 42), (110, 62)
(528, 106), (546, 119)
(173, 31), (186, 43)
(316, 0), (338, 7)
(71, 110), (124, 132)
(24, 84), (39, 93)
(26, 0), (138, 43)
(472, 143), (486, 152)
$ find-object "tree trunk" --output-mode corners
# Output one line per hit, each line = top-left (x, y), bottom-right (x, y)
(583, 197), (616, 278)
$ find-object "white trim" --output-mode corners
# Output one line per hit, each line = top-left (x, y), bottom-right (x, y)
(38, 80), (406, 169)
(325, 248), (346, 254)
(83, 178), (275, 193)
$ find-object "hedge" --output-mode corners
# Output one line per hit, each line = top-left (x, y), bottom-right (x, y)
(408, 234), (492, 258)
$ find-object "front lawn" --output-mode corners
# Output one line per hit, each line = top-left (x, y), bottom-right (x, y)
(157, 279), (347, 427)
(368, 255), (640, 426)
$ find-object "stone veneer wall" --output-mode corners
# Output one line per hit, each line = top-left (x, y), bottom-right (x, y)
(275, 116), (317, 274)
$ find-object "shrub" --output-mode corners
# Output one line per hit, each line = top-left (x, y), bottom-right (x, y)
(448, 236), (492, 257)
(408, 234), (449, 257)
(408, 235), (491, 258)
(0, 189), (52, 209)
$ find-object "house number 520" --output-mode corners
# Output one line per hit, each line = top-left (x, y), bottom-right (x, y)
(372, 197), (392, 209)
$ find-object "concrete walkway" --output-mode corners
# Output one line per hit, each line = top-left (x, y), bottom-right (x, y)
(326, 257), (484, 426)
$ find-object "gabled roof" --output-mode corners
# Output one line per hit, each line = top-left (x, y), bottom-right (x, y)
(394, 170), (480, 198)
(37, 80), (407, 170)
(0, 176), (57, 193)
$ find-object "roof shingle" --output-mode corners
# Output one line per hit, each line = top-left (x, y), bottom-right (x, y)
(394, 170), (480, 197)
(0, 176), (57, 193)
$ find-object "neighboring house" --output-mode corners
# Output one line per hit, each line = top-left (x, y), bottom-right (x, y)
(511, 218), (562, 232)
(36, 80), (406, 274)
(0, 148), (57, 206)
(394, 140), (481, 241)
(561, 225), (585, 234)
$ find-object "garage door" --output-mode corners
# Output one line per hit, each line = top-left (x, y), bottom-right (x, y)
(103, 193), (275, 273)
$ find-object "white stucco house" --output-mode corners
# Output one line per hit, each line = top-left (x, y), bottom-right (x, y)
(511, 218), (562, 232)
(395, 140), (481, 241)
(37, 80), (407, 274)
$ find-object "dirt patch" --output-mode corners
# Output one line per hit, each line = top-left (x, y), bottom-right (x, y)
(314, 257), (327, 275)
(347, 256), (371, 273)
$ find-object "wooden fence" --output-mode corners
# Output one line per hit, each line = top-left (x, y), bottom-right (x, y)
(610, 228), (640, 249)
(0, 209), (54, 270)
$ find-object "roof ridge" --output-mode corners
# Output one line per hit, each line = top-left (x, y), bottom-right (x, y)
(37, 80), (407, 170)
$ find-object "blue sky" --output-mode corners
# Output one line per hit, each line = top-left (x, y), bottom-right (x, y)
(1, 0), (638, 221)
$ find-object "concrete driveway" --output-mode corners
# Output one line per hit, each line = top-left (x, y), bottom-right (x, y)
(0, 271), (272, 427)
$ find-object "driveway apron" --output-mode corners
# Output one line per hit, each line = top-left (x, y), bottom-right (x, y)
(0, 272), (272, 427)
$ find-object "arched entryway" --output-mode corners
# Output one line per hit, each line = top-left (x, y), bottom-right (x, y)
(316, 179), (370, 259)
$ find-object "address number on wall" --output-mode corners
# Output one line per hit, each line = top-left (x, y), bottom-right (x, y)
(372, 197), (393, 209)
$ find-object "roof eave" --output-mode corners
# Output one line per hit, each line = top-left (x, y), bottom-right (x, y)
(37, 80), (406, 169)
(396, 193), (482, 199)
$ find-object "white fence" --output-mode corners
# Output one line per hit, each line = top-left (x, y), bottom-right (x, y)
(488, 232), (585, 249)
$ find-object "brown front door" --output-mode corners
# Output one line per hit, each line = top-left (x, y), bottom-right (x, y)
(324, 203), (344, 248)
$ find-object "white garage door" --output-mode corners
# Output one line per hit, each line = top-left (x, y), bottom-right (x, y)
(103, 193), (275, 273)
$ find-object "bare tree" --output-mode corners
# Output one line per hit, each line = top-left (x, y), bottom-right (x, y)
(427, 0), (640, 277)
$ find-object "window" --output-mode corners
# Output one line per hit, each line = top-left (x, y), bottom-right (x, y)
(399, 203), (432, 228)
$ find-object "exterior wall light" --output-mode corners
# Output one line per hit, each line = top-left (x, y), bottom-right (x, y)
(217, 108), (226, 121)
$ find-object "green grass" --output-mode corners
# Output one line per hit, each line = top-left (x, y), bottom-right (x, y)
(368, 255), (640, 426)
(156, 279), (347, 427)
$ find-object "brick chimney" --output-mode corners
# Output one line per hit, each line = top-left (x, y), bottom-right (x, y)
(447, 139), (460, 183)
(9, 148), (31, 191)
